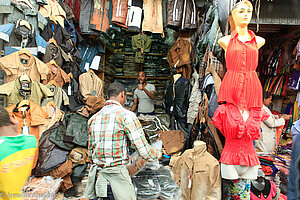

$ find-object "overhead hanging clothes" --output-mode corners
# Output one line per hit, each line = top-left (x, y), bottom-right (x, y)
(0, 22), (47, 55)
(127, 0), (143, 32)
(132, 33), (152, 63)
(0, 50), (49, 83)
(142, 0), (164, 36)
(39, 0), (66, 27)
(0, 79), (53, 106)
(6, 100), (49, 168)
(111, 0), (128, 28)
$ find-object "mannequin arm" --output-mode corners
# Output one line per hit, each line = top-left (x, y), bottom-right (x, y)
(218, 35), (231, 52)
(256, 36), (265, 49)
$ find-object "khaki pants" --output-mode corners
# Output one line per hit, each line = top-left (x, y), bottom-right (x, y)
(100, 165), (136, 200)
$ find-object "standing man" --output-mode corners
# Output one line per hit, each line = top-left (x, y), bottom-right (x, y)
(0, 106), (37, 200)
(86, 82), (161, 200)
(131, 71), (156, 115)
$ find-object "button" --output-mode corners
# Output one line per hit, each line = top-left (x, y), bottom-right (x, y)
(243, 51), (246, 54)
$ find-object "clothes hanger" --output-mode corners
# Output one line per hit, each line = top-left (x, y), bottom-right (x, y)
(47, 100), (57, 109)
(68, 73), (73, 79)
(50, 60), (59, 68)
(19, 72), (31, 82)
(49, 80), (57, 86)
(49, 38), (58, 48)
(18, 48), (31, 57)
(19, 20), (31, 30)
(49, 16), (57, 24)
(18, 100), (30, 108)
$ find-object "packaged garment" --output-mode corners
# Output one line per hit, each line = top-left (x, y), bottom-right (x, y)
(23, 176), (62, 200)
(0, 22), (47, 55)
(132, 170), (161, 199)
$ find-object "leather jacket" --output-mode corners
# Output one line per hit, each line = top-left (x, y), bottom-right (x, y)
(112, 0), (128, 28)
(164, 76), (191, 119)
(167, 38), (191, 68)
(167, 0), (197, 30)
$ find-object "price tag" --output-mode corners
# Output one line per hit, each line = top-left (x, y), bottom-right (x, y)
(22, 126), (29, 135)
(170, 106), (174, 112)
(188, 175), (192, 189)
(68, 84), (72, 96)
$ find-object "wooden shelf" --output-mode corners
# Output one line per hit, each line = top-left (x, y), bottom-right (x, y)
(113, 75), (170, 80)
(114, 52), (167, 56)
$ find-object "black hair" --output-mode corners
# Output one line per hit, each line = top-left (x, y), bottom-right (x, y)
(107, 82), (126, 98)
(0, 106), (12, 127)
(263, 91), (272, 100)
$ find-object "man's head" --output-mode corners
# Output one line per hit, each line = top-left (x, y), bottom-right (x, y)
(263, 91), (272, 107)
(138, 71), (147, 84)
(107, 82), (127, 106)
(0, 106), (18, 136)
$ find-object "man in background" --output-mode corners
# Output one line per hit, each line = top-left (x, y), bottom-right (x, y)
(131, 71), (156, 115)
(0, 106), (37, 200)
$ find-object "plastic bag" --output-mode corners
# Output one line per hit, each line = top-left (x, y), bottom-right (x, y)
(22, 176), (62, 200)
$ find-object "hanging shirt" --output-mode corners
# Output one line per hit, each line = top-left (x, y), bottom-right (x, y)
(79, 70), (103, 98)
(212, 103), (269, 166)
(41, 84), (69, 109)
(46, 62), (71, 88)
(0, 79), (54, 107)
(218, 30), (263, 110)
(0, 51), (49, 83)
(0, 135), (37, 200)
(6, 101), (48, 168)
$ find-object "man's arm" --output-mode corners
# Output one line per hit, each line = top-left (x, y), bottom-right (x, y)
(124, 112), (161, 160)
(143, 87), (155, 100)
(131, 98), (138, 112)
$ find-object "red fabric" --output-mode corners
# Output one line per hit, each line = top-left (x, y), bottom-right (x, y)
(250, 180), (277, 200)
(218, 30), (263, 110)
(212, 103), (269, 166)
(65, 0), (81, 22)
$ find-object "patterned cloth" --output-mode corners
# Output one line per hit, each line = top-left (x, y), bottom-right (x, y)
(224, 179), (251, 200)
(88, 100), (160, 168)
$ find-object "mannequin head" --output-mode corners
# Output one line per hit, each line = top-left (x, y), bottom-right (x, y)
(229, 0), (253, 31)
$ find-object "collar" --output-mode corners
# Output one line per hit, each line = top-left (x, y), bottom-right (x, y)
(104, 100), (122, 107)
(44, 102), (64, 122)
(251, 179), (271, 198)
(231, 30), (256, 41)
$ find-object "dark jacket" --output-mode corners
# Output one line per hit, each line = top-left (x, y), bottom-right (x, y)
(164, 76), (191, 120)
(49, 113), (89, 151)
(167, 0), (197, 30)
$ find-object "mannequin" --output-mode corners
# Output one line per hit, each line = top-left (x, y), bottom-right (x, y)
(212, 1), (269, 199)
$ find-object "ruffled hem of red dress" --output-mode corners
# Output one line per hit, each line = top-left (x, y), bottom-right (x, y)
(220, 152), (260, 166)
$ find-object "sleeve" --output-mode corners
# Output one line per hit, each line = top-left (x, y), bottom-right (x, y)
(60, 68), (71, 85)
(211, 104), (225, 134)
(123, 111), (161, 160)
(133, 89), (138, 99)
(87, 119), (94, 163)
(263, 107), (285, 128)
(0, 23), (14, 42)
(150, 84), (155, 92)
(0, 81), (13, 96)
(132, 35), (138, 52)
(35, 33), (47, 54)
(143, 36), (152, 53)
(36, 60), (50, 81)
(207, 160), (222, 200)
(62, 89), (70, 105)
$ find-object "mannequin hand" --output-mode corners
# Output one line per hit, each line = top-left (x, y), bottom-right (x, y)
(138, 84), (144, 90)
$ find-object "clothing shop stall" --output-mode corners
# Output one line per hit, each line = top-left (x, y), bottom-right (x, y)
(0, 0), (299, 200)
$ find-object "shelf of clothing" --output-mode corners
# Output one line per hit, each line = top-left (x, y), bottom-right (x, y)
(113, 75), (170, 80)
(114, 52), (167, 57)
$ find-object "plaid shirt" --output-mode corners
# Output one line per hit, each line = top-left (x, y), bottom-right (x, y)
(88, 100), (160, 167)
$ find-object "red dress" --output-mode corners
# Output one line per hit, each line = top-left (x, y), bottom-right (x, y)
(212, 103), (269, 166)
(218, 30), (263, 109)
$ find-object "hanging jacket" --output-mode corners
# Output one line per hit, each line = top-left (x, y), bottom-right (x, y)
(78, 40), (105, 73)
(39, 0), (66, 27)
(112, 0), (128, 28)
(171, 141), (221, 200)
(64, 19), (83, 46)
(65, 0), (81, 23)
(142, 0), (164, 36)
(167, 38), (192, 68)
(0, 23), (47, 55)
(42, 43), (69, 67)
(167, 0), (197, 30)
(127, 0), (143, 32)
(164, 76), (191, 120)
(132, 33), (152, 63)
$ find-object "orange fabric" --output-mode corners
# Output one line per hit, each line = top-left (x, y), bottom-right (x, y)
(218, 30), (263, 110)
(276, 125), (284, 146)
(6, 101), (48, 168)
(90, 0), (110, 32)
(49, 160), (73, 192)
(46, 62), (70, 88)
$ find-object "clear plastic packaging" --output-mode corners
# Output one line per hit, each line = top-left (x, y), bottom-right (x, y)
(22, 176), (63, 200)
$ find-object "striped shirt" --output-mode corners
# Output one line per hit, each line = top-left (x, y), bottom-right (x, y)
(88, 100), (160, 167)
